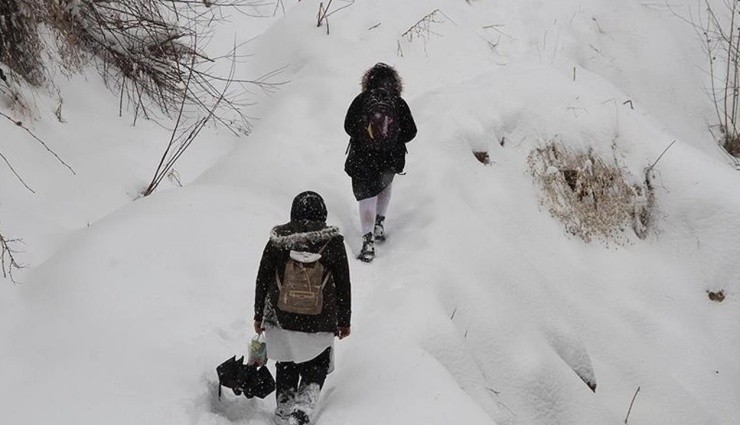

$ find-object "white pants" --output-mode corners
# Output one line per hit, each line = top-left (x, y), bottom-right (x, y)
(358, 182), (393, 235)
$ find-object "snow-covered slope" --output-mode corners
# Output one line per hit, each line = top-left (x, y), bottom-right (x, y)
(2, 1), (739, 425)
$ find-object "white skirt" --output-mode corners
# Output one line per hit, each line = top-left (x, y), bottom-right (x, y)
(265, 326), (334, 365)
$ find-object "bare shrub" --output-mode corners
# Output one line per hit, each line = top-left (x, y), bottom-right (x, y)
(528, 143), (653, 244)
(1, 0), (287, 198)
(48, 0), (274, 130)
(671, 1), (740, 156)
(699, 1), (740, 156)
(1, 0), (282, 131)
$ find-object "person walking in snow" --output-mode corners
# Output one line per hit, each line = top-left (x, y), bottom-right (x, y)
(253, 191), (352, 425)
(344, 62), (417, 262)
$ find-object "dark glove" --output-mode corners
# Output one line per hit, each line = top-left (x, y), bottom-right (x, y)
(336, 326), (351, 340)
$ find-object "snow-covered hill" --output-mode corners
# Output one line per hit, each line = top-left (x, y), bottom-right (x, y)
(2, 1), (739, 425)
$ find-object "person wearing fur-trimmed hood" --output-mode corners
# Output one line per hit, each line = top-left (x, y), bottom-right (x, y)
(344, 62), (417, 262)
(253, 191), (351, 425)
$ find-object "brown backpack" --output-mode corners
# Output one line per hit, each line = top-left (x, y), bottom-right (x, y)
(275, 244), (331, 315)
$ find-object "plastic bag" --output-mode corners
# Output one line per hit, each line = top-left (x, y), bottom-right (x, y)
(247, 334), (267, 367)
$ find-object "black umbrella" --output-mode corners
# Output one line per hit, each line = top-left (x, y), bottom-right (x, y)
(216, 356), (275, 399)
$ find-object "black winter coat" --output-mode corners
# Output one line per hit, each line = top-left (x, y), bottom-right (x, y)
(254, 220), (351, 333)
(343, 91), (417, 180)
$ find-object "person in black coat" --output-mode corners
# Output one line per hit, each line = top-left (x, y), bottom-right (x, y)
(344, 63), (417, 262)
(253, 191), (351, 425)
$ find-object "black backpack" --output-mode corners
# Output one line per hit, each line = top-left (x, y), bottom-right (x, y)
(361, 88), (399, 150)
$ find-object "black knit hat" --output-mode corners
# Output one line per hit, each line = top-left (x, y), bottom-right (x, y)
(290, 191), (328, 222)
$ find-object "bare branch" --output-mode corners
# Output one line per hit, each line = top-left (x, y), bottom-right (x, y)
(0, 111), (76, 175)
(316, 0), (355, 34)
(0, 150), (35, 193)
(324, 0), (355, 18)
(647, 140), (677, 171)
(0, 227), (24, 284)
(142, 38), (237, 196)
(624, 386), (640, 424)
(143, 55), (196, 196)
(398, 8), (454, 56)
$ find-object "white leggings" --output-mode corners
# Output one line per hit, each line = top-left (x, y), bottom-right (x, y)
(358, 182), (393, 235)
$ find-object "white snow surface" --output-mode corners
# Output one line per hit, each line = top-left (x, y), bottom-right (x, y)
(2, 1), (739, 425)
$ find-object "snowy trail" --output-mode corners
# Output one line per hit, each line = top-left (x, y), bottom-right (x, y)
(2, 1), (740, 425)
(197, 2), (740, 423)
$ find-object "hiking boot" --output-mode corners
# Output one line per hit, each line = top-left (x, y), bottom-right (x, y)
(288, 410), (310, 425)
(358, 232), (375, 262)
(273, 415), (290, 425)
(274, 391), (293, 425)
(374, 215), (386, 242)
(274, 404), (292, 423)
(287, 383), (319, 425)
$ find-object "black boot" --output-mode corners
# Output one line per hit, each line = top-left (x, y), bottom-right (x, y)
(374, 215), (386, 242)
(358, 232), (375, 262)
(289, 410), (310, 425)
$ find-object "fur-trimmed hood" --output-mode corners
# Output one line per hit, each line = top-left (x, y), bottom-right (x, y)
(361, 62), (403, 95)
(269, 221), (342, 251)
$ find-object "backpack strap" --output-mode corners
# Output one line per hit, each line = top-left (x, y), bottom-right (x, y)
(314, 241), (333, 289)
(319, 272), (331, 289)
(275, 269), (283, 290)
(317, 239), (332, 254)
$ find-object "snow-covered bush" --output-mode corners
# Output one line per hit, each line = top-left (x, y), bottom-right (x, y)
(528, 143), (653, 243)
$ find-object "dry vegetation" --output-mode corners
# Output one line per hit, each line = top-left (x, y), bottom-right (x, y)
(670, 0), (740, 158)
(0, 0), (281, 130)
(0, 0), (290, 201)
(698, 0), (740, 157)
(528, 143), (653, 244)
(1, 0), (284, 278)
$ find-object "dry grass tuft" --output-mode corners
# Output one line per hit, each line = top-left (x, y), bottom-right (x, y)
(528, 143), (653, 244)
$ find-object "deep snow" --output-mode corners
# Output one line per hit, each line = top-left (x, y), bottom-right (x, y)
(1, 1), (739, 425)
